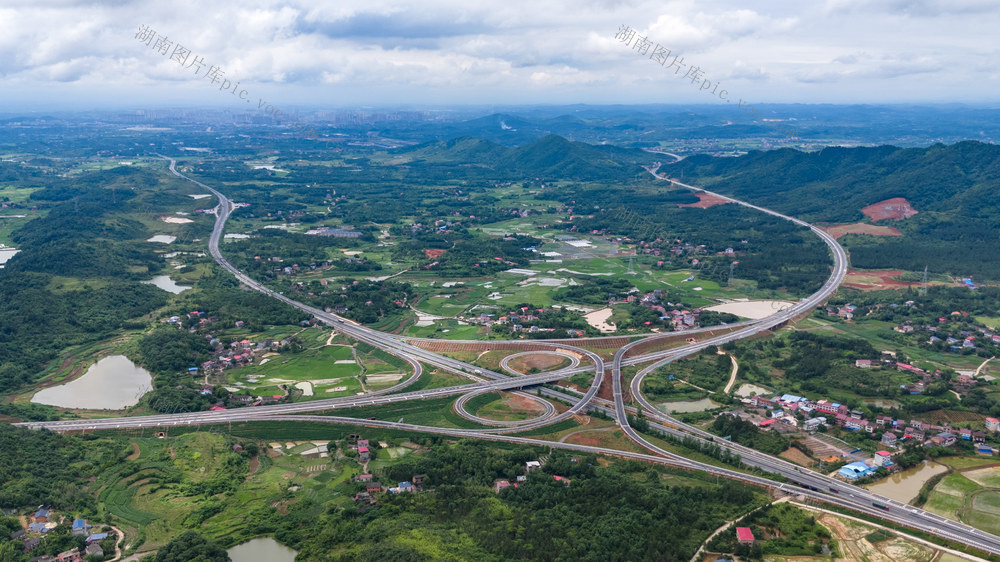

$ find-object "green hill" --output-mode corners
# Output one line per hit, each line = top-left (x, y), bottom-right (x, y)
(398, 134), (655, 180)
(668, 141), (1000, 279)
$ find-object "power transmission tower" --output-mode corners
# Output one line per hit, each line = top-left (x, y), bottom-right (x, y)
(729, 261), (736, 284)
(920, 265), (928, 296)
(627, 255), (635, 275)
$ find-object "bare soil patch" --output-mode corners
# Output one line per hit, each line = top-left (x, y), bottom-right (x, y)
(862, 197), (918, 222)
(779, 446), (814, 467)
(508, 353), (571, 373)
(127, 441), (141, 461)
(824, 223), (902, 239)
(678, 192), (731, 209)
(424, 248), (446, 259)
(843, 269), (920, 291)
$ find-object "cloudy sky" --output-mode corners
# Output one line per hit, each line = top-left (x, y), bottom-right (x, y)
(2, 0), (999, 110)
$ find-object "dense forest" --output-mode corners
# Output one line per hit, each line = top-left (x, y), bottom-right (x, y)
(0, 425), (128, 511)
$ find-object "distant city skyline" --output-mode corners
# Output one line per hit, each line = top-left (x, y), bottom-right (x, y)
(1, 0), (999, 110)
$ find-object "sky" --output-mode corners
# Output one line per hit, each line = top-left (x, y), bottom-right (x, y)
(2, 0), (999, 110)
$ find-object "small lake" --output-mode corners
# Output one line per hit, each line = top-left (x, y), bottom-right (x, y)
(865, 460), (948, 504)
(735, 383), (770, 398)
(658, 397), (721, 413)
(145, 275), (191, 294)
(31, 355), (152, 410)
(227, 537), (298, 562)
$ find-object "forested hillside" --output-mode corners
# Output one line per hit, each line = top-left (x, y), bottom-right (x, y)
(668, 141), (1000, 279)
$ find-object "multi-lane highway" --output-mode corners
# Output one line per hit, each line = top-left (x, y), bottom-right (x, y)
(16, 156), (1000, 556)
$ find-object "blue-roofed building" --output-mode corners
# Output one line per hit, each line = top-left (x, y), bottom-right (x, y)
(87, 532), (109, 543)
(780, 394), (805, 403)
(72, 519), (91, 536)
(28, 523), (49, 533)
(838, 461), (876, 480)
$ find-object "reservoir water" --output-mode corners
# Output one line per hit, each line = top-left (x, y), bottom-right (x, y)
(227, 537), (298, 562)
(145, 275), (191, 294)
(865, 460), (948, 504)
(31, 355), (152, 410)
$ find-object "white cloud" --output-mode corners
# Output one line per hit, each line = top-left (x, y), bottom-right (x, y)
(0, 0), (995, 107)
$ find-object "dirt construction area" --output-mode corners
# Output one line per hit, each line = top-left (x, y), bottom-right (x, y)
(816, 512), (938, 561)
(843, 269), (921, 291)
(678, 192), (732, 209)
(861, 197), (919, 222)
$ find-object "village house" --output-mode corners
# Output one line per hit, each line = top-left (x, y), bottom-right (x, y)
(881, 432), (898, 447)
(736, 527), (755, 545)
(56, 548), (82, 562)
(873, 451), (892, 467)
(494, 479), (511, 492)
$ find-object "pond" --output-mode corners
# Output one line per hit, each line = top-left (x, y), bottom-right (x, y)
(31, 355), (152, 410)
(227, 537), (298, 562)
(865, 460), (948, 504)
(657, 397), (721, 413)
(734, 383), (771, 398)
(144, 275), (191, 294)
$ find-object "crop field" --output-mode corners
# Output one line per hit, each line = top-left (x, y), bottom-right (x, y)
(923, 468), (1000, 536)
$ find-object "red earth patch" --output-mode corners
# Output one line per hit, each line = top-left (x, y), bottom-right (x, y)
(823, 223), (902, 239)
(861, 197), (918, 222)
(678, 192), (732, 209)
(424, 248), (446, 259)
(842, 269), (920, 291)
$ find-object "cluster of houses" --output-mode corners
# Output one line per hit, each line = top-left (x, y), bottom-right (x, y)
(351, 473), (428, 508)
(494, 459), (571, 492)
(461, 288), (709, 335)
(6, 509), (113, 560)
(831, 302), (1000, 355)
(747, 392), (997, 456)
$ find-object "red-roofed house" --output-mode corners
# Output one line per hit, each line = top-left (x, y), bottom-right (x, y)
(873, 451), (892, 466)
(987, 418), (1000, 432)
(736, 527), (755, 545)
(758, 419), (777, 428)
(358, 446), (370, 461)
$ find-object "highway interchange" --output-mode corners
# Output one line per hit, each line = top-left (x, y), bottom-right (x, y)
(16, 157), (1000, 557)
